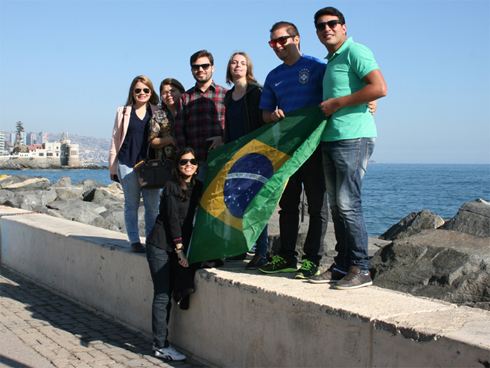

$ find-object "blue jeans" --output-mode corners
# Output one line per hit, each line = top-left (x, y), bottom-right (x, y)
(255, 224), (268, 258)
(321, 138), (375, 273)
(278, 146), (328, 265)
(146, 243), (171, 348)
(117, 163), (160, 244)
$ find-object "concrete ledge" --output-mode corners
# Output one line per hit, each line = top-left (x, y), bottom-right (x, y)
(1, 206), (490, 367)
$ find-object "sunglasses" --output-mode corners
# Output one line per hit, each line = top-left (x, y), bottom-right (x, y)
(191, 63), (211, 71)
(179, 158), (198, 166)
(315, 20), (343, 31)
(134, 88), (150, 94)
(268, 35), (295, 48)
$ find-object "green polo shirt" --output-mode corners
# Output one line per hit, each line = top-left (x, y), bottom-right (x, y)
(322, 37), (379, 142)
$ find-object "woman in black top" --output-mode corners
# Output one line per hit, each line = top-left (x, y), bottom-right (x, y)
(145, 147), (202, 361)
(224, 52), (269, 270)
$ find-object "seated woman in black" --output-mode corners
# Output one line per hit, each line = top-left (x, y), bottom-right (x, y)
(145, 147), (202, 362)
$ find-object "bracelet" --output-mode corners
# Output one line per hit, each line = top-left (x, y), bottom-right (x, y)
(175, 247), (184, 253)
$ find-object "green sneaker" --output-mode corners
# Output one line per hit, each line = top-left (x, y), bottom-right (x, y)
(294, 259), (320, 279)
(259, 255), (297, 274)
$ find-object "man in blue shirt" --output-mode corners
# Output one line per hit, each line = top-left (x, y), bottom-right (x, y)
(309, 7), (387, 289)
(259, 21), (328, 279)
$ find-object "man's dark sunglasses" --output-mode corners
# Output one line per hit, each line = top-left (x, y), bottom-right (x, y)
(268, 35), (295, 48)
(179, 158), (198, 166)
(315, 20), (343, 31)
(191, 63), (211, 71)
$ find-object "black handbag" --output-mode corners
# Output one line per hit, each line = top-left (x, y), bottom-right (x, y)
(134, 138), (173, 189)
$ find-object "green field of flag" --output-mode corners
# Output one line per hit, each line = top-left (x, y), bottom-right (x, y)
(187, 105), (327, 264)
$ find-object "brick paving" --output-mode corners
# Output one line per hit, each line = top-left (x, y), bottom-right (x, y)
(0, 266), (208, 368)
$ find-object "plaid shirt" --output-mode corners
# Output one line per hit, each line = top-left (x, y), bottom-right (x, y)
(174, 81), (227, 162)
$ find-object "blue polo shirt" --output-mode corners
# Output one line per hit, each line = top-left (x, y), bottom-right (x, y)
(260, 55), (326, 113)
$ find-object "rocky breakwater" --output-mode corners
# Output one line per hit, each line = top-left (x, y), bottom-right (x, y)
(0, 174), (142, 237)
(371, 199), (490, 311)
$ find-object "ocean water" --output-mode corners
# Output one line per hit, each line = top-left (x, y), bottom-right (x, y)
(2, 163), (489, 237)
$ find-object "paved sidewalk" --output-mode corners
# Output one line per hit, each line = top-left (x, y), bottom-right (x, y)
(0, 266), (207, 368)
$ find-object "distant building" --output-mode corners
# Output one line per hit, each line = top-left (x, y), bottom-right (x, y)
(60, 132), (79, 167)
(11, 134), (80, 167)
(26, 132), (35, 145)
(0, 131), (5, 155)
(39, 131), (48, 144)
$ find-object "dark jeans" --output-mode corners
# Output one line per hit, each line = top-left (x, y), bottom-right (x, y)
(278, 146), (328, 265)
(146, 243), (171, 349)
(321, 138), (375, 273)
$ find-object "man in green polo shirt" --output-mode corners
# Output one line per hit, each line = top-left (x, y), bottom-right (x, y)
(308, 6), (388, 289)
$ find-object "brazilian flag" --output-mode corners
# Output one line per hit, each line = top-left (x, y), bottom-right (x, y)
(187, 105), (327, 264)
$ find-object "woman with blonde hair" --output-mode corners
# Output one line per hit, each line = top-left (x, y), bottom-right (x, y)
(109, 75), (161, 253)
(148, 78), (185, 161)
(224, 52), (269, 269)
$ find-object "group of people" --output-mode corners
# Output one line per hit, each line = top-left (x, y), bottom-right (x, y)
(109, 6), (387, 362)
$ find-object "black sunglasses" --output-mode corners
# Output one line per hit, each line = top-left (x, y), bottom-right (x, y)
(268, 35), (295, 48)
(179, 158), (198, 166)
(134, 88), (150, 94)
(191, 63), (211, 71)
(315, 20), (343, 31)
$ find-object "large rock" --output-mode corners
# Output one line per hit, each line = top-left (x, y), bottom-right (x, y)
(0, 175), (25, 188)
(371, 229), (490, 311)
(3, 190), (57, 211)
(83, 187), (123, 204)
(50, 176), (72, 187)
(53, 187), (85, 200)
(379, 209), (445, 241)
(441, 199), (490, 238)
(75, 178), (105, 198)
(0, 189), (14, 204)
(2, 177), (51, 192)
(47, 199), (119, 232)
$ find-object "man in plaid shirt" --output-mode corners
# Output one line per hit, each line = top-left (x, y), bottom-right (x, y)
(174, 50), (227, 181)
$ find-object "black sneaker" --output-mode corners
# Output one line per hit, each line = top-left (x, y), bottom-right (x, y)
(259, 255), (297, 274)
(294, 259), (320, 279)
(308, 264), (345, 284)
(246, 255), (269, 270)
(334, 266), (373, 290)
(131, 242), (145, 253)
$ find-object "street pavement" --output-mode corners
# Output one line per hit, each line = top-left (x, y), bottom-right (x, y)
(0, 266), (207, 368)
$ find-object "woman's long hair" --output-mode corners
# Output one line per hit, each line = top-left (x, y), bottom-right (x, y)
(171, 147), (199, 201)
(225, 52), (258, 86)
(125, 75), (159, 106)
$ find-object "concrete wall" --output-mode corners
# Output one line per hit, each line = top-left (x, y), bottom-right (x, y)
(1, 206), (490, 367)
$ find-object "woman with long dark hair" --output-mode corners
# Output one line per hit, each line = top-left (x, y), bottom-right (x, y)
(109, 75), (161, 253)
(145, 147), (202, 361)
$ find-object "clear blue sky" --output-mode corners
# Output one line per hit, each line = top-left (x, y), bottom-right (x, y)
(1, 0), (489, 164)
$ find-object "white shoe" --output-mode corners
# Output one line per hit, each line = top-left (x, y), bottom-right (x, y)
(154, 345), (186, 361)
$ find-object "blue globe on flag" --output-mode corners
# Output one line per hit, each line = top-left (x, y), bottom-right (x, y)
(223, 153), (274, 218)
